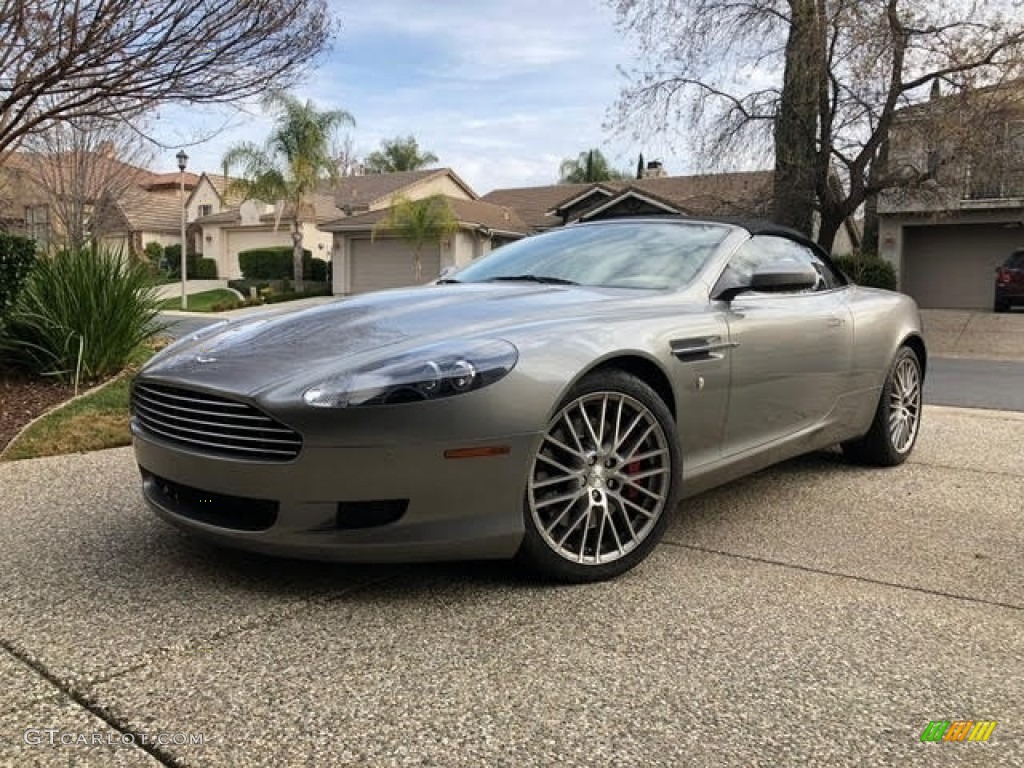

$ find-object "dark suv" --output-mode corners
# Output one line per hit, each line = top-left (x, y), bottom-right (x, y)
(994, 250), (1024, 312)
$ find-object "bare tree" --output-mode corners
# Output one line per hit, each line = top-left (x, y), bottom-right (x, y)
(0, 0), (334, 159)
(610, 0), (1024, 251)
(20, 117), (154, 250)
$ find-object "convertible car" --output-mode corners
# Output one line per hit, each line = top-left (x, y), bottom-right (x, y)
(131, 218), (925, 582)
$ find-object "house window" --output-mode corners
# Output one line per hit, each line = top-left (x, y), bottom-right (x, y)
(197, 204), (213, 218)
(25, 205), (50, 248)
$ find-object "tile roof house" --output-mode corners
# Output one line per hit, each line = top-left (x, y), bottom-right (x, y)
(318, 168), (532, 294)
(0, 149), (184, 252)
(481, 171), (775, 231)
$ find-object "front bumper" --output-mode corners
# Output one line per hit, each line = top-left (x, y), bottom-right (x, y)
(133, 423), (543, 562)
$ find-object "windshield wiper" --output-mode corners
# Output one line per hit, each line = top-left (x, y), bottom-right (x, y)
(486, 274), (579, 286)
(436, 278), (461, 284)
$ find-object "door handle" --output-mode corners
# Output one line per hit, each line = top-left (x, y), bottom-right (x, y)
(827, 316), (846, 328)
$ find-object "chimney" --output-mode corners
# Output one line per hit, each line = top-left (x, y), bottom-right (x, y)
(642, 160), (666, 179)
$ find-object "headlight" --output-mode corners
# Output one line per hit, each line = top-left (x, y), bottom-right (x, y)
(302, 339), (518, 408)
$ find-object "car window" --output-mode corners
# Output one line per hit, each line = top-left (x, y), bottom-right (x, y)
(452, 222), (731, 290)
(1007, 252), (1024, 269)
(714, 235), (843, 295)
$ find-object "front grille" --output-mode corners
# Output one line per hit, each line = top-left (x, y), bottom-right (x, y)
(132, 381), (302, 461)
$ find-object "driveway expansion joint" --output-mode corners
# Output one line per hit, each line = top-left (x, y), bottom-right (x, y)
(0, 639), (185, 768)
(661, 541), (1024, 613)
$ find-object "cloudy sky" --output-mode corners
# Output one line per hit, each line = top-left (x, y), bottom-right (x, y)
(148, 0), (711, 194)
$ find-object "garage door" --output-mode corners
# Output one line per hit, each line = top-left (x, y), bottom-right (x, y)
(902, 223), (1023, 309)
(349, 238), (441, 294)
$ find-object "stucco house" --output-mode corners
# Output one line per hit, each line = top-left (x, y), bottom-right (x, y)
(190, 177), (344, 280)
(877, 84), (1024, 308)
(319, 168), (531, 294)
(94, 173), (198, 255)
(0, 148), (188, 254)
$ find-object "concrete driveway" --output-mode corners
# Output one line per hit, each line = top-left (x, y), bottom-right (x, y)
(1, 405), (1022, 767)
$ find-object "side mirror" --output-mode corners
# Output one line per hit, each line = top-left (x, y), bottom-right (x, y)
(713, 264), (819, 302)
(749, 265), (819, 292)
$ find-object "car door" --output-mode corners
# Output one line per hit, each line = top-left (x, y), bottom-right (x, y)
(714, 235), (853, 456)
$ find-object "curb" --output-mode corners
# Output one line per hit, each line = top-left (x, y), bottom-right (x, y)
(0, 368), (136, 461)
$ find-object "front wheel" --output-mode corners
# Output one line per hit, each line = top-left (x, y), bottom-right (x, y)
(516, 370), (681, 583)
(842, 345), (922, 466)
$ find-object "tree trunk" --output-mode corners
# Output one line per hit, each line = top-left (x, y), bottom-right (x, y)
(292, 221), (305, 293)
(413, 247), (422, 284)
(816, 208), (843, 255)
(860, 141), (888, 257)
(772, 0), (821, 237)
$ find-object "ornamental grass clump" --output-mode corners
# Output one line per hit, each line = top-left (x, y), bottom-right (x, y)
(0, 246), (164, 383)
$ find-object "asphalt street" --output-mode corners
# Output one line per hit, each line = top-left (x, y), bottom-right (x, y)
(158, 312), (1024, 413)
(1, 405), (1021, 766)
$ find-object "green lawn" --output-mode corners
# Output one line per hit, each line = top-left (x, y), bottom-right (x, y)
(2, 345), (158, 461)
(158, 289), (240, 312)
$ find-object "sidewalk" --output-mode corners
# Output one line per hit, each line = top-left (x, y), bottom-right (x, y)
(919, 309), (1024, 360)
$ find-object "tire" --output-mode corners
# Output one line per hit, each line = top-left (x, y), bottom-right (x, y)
(516, 369), (681, 583)
(994, 297), (1010, 313)
(842, 345), (922, 467)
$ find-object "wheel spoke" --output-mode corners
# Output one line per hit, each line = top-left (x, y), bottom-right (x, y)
(579, 402), (601, 449)
(613, 412), (644, 454)
(544, 497), (578, 536)
(619, 494), (657, 520)
(536, 451), (578, 477)
(557, 506), (590, 548)
(622, 478), (665, 503)
(543, 433), (585, 461)
(622, 424), (656, 461)
(594, 505), (607, 559)
(625, 466), (669, 482)
(535, 489), (582, 509)
(562, 412), (585, 453)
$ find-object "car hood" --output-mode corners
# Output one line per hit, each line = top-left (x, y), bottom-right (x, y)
(141, 283), (669, 395)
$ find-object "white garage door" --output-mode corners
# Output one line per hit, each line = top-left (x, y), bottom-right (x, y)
(902, 223), (1023, 309)
(349, 238), (440, 294)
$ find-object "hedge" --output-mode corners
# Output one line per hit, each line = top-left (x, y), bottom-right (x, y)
(196, 257), (218, 279)
(237, 246), (328, 282)
(0, 233), (37, 320)
(833, 254), (898, 291)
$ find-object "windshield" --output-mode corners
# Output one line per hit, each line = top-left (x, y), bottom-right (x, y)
(452, 221), (731, 290)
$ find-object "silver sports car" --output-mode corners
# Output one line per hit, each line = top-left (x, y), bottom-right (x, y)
(132, 218), (925, 582)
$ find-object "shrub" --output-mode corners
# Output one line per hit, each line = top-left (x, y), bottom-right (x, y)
(238, 246), (318, 279)
(310, 257), (329, 282)
(164, 243), (182, 271)
(143, 241), (164, 263)
(0, 233), (37, 321)
(833, 254), (898, 291)
(0, 247), (164, 382)
(196, 258), (218, 279)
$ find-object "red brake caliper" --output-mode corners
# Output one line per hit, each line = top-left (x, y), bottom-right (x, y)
(625, 461), (642, 499)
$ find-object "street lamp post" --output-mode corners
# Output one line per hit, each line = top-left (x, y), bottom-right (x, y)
(176, 149), (189, 310)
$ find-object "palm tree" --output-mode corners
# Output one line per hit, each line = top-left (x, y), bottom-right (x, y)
(558, 148), (626, 184)
(222, 91), (354, 291)
(372, 194), (458, 283)
(364, 136), (439, 173)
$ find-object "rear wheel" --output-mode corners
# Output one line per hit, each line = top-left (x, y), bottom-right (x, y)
(994, 296), (1010, 313)
(517, 370), (680, 582)
(842, 346), (922, 466)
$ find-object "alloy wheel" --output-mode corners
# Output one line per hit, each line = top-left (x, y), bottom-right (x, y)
(527, 391), (671, 565)
(888, 355), (921, 453)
